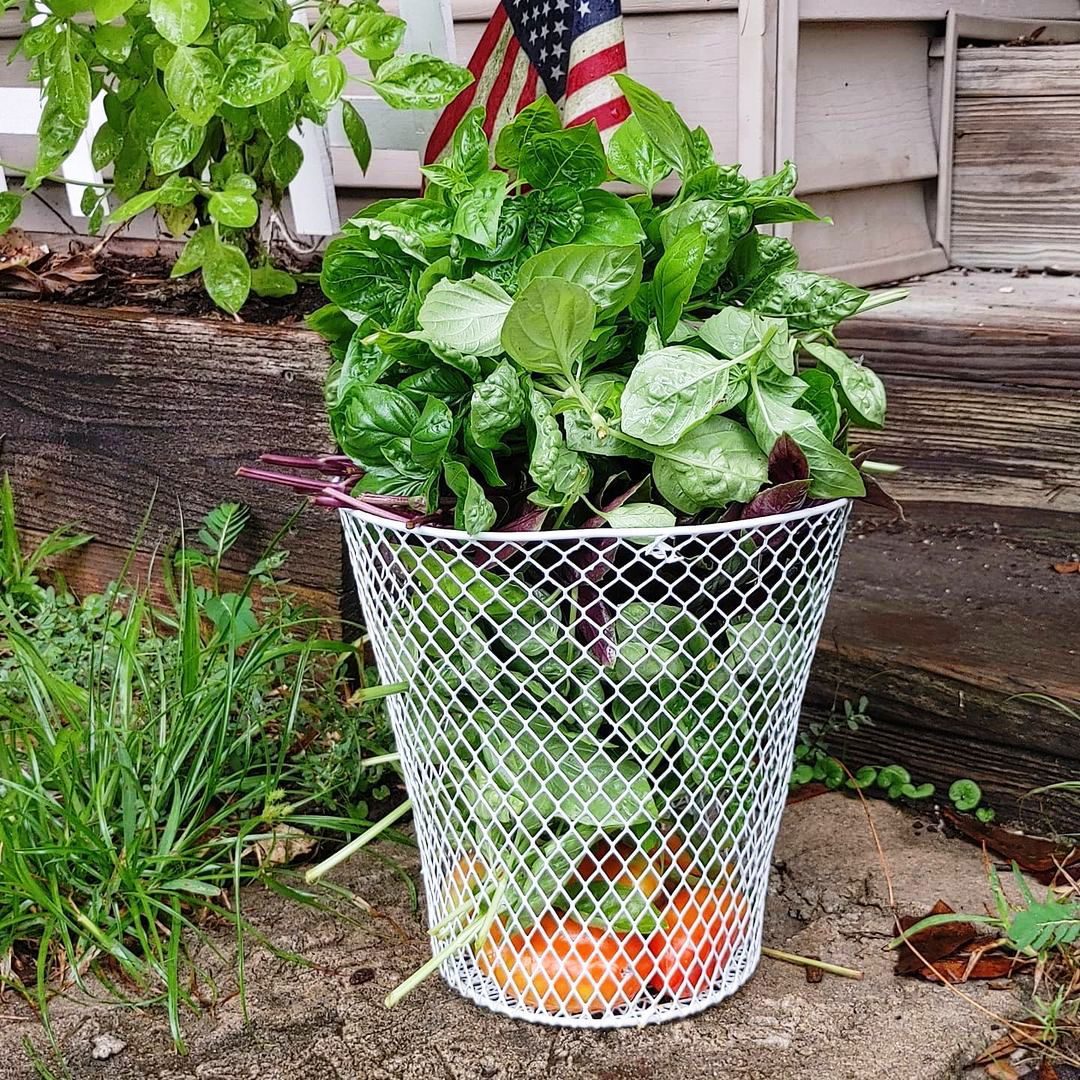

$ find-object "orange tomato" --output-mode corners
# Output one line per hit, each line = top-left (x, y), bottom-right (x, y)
(576, 839), (666, 899)
(446, 853), (488, 909)
(477, 912), (650, 1014)
(646, 885), (746, 1000)
(661, 831), (698, 875)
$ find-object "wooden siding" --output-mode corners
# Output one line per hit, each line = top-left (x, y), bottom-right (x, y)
(950, 43), (1080, 269)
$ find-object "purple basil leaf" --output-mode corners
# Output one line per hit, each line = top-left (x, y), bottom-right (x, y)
(858, 472), (906, 521)
(576, 585), (614, 667)
(768, 434), (810, 484)
(742, 479), (810, 520)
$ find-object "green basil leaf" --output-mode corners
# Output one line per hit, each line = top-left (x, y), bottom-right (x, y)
(447, 106), (490, 181)
(25, 100), (81, 189)
(526, 385), (591, 506)
(452, 169), (507, 248)
(651, 416), (768, 512)
(796, 367), (841, 442)
(745, 270), (868, 332)
(524, 184), (583, 247)
(0, 192), (22, 234)
(257, 92), (296, 144)
(320, 230), (416, 326)
(268, 137), (303, 187)
(722, 232), (799, 302)
(170, 225), (215, 277)
(600, 503), (676, 532)
(747, 160), (798, 197)
(206, 189), (257, 227)
(519, 122), (606, 191)
(50, 32), (91, 129)
(621, 345), (742, 446)
(93, 22), (134, 63)
(93, 0), (136, 19)
(219, 24), (256, 63)
(341, 101), (372, 173)
(660, 199), (732, 293)
(563, 373), (648, 460)
(494, 95), (561, 170)
(418, 273), (513, 357)
(163, 47), (223, 126)
(306, 53), (347, 108)
(149, 0), (210, 47)
(750, 195), (828, 225)
(202, 240), (251, 314)
(517, 244), (642, 315)
(745, 374), (864, 497)
(409, 396), (454, 470)
(222, 44), (294, 108)
(501, 276), (596, 378)
(652, 223), (705, 341)
(108, 186), (162, 225)
(371, 52), (473, 110)
(470, 360), (526, 450)
(574, 189), (647, 246)
(150, 114), (204, 174)
(334, 384), (420, 466)
(90, 123), (121, 171)
(802, 341), (886, 429)
(340, 8), (406, 62)
(698, 306), (793, 373)
(613, 73), (695, 179)
(606, 114), (672, 194)
(443, 460), (496, 535)
(250, 263), (297, 298)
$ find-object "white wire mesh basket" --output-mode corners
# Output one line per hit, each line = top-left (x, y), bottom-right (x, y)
(342, 498), (851, 1027)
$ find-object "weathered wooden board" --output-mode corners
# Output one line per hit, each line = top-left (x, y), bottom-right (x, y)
(838, 268), (1080, 390)
(0, 301), (341, 596)
(854, 374), (1080, 514)
(795, 22), (938, 195)
(950, 43), (1080, 269)
(792, 182), (946, 285)
(809, 505), (1080, 830)
(955, 42), (1080, 97)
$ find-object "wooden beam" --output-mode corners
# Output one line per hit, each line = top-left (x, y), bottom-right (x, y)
(838, 268), (1080, 390)
(799, 0), (1080, 19)
(0, 301), (342, 595)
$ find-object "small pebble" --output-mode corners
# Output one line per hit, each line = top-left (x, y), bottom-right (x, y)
(91, 1034), (126, 1061)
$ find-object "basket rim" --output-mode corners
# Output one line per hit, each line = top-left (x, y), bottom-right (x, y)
(340, 496), (849, 542)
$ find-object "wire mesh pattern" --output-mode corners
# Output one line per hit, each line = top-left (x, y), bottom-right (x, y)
(342, 499), (851, 1027)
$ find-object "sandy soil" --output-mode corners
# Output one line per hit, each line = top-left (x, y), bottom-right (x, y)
(0, 795), (1028, 1080)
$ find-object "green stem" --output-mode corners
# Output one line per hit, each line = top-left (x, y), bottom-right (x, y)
(855, 288), (909, 315)
(359, 750), (400, 768)
(761, 946), (863, 980)
(385, 879), (508, 1008)
(0, 159), (110, 190)
(304, 798), (412, 883)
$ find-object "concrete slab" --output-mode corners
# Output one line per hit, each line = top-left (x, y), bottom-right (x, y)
(0, 795), (1027, 1080)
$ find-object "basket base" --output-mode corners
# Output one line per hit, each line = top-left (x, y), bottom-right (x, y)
(438, 936), (763, 1029)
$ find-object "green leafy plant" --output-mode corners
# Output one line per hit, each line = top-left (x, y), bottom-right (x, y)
(0, 496), (403, 1047)
(309, 77), (904, 532)
(2, 0), (471, 311)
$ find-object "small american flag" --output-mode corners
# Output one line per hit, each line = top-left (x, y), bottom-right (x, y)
(424, 0), (630, 165)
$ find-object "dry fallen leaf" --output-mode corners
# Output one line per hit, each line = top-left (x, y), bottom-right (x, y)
(944, 809), (1080, 886)
(972, 1018), (1050, 1066)
(895, 900), (977, 975)
(245, 825), (316, 868)
(984, 1062), (1019, 1080)
(1053, 562), (1080, 574)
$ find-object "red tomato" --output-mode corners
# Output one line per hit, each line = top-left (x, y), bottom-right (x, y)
(646, 885), (746, 1000)
(477, 912), (650, 1014)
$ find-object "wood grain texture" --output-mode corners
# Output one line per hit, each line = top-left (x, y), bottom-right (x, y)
(800, 0), (1080, 18)
(854, 374), (1080, 513)
(838, 268), (1080, 389)
(0, 301), (342, 593)
(795, 23), (939, 195)
(950, 83), (1080, 268)
(808, 508), (1080, 829)
(956, 42), (1080, 97)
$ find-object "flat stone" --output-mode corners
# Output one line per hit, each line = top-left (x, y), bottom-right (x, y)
(5, 795), (1024, 1080)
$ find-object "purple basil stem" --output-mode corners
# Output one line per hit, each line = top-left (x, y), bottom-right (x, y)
(258, 452), (359, 475)
(575, 478), (646, 584)
(236, 465), (352, 495)
(576, 585), (615, 668)
(325, 487), (415, 522)
(466, 505), (549, 569)
(768, 434), (810, 485)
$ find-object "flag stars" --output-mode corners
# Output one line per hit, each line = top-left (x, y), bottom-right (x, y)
(549, 63), (563, 79)
(552, 19), (566, 33)
(551, 41), (565, 58)
(553, 0), (568, 10)
(579, 1), (590, 14)
(529, 26), (539, 43)
(538, 45), (549, 61)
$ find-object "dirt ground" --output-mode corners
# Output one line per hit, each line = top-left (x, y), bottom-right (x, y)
(0, 795), (1033, 1080)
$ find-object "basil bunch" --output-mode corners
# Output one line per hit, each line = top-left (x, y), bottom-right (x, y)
(1, 0), (471, 312)
(315, 76), (901, 534)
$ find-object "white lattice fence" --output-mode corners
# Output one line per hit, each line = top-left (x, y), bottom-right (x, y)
(0, 0), (454, 235)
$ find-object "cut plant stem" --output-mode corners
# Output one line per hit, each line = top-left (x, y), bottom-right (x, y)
(385, 879), (508, 1008)
(761, 946), (863, 980)
(359, 750), (401, 768)
(305, 799), (413, 884)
